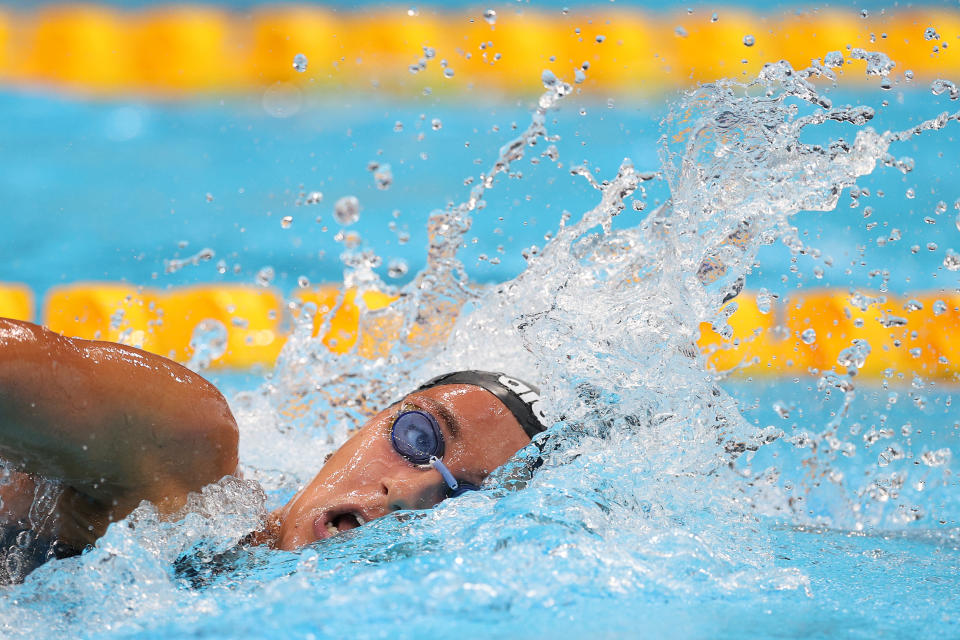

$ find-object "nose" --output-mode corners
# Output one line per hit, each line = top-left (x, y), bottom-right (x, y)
(381, 466), (446, 512)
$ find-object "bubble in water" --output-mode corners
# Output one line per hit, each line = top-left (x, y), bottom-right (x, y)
(906, 187), (915, 199)
(280, 215), (293, 229)
(306, 191), (323, 205)
(483, 8), (496, 25)
(431, 118), (442, 131)
(675, 26), (688, 38)
(574, 68), (586, 84)
(334, 196), (361, 225)
(933, 300), (948, 316)
(860, 9), (869, 18)
(956, 214), (960, 232)
(935, 200), (948, 215)
(292, 53), (308, 73)
(943, 249), (960, 271)
(407, 6), (418, 16)
(711, 11), (719, 22)
(387, 258), (409, 279)
(595, 35), (606, 43)
(187, 319), (228, 372)
(205, 192), (214, 202)
(742, 34), (755, 47)
(924, 27), (940, 41)
(443, 68), (455, 79)
(800, 328), (817, 344)
(255, 266), (274, 287)
(297, 276), (310, 288)
(423, 46), (435, 59)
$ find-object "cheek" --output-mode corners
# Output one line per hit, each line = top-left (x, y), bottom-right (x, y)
(319, 434), (399, 488)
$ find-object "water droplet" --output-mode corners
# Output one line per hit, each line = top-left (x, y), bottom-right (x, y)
(292, 53), (308, 73)
(373, 164), (393, 191)
(574, 68), (586, 84)
(334, 196), (361, 225)
(443, 68), (455, 79)
(878, 315), (908, 328)
(306, 191), (323, 205)
(756, 290), (773, 313)
(595, 35), (606, 43)
(710, 11), (719, 22)
(772, 402), (790, 419)
(920, 448), (951, 467)
(394, 121), (404, 132)
(906, 187), (915, 199)
(924, 27), (940, 41)
(297, 276), (310, 288)
(675, 26), (688, 38)
(943, 249), (960, 271)
(824, 51), (844, 68)
(904, 299), (923, 312)
(387, 258), (409, 278)
(928, 242), (939, 251)
(407, 6), (419, 17)
(541, 69), (558, 88)
(483, 8), (496, 25)
(281, 215), (293, 229)
(431, 118), (442, 130)
(933, 300), (948, 316)
(801, 328), (817, 344)
(742, 34), (755, 47)
(188, 319), (228, 371)
(205, 193), (214, 202)
(813, 266), (824, 279)
(255, 266), (275, 287)
(423, 46), (435, 60)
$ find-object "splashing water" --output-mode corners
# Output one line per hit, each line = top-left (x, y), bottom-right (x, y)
(3, 53), (960, 637)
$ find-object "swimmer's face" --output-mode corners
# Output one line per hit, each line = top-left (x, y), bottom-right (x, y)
(274, 384), (531, 550)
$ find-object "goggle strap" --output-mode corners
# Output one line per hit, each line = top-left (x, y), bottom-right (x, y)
(429, 456), (459, 492)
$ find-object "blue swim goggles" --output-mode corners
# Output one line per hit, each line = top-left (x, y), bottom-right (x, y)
(390, 408), (479, 498)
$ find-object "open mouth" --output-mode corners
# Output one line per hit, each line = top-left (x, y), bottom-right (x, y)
(315, 510), (367, 540)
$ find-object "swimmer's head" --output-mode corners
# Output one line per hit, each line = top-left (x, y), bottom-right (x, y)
(274, 371), (547, 550)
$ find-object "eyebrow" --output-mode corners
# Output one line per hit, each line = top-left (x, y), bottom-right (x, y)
(405, 393), (462, 439)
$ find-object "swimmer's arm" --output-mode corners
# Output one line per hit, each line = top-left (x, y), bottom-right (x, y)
(0, 318), (239, 515)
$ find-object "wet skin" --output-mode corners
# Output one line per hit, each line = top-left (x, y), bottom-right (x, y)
(270, 384), (532, 549)
(0, 318), (531, 554)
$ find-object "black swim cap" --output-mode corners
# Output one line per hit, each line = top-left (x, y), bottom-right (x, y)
(415, 370), (549, 439)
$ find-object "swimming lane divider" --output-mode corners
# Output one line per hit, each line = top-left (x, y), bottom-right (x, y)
(0, 6), (955, 95)
(1, 281), (958, 379)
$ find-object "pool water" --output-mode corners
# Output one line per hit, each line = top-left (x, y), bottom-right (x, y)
(1, 50), (959, 639)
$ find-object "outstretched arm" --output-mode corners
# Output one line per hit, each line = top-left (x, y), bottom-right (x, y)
(0, 318), (239, 518)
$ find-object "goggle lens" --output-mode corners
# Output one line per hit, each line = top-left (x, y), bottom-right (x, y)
(390, 410), (443, 465)
(389, 408), (478, 498)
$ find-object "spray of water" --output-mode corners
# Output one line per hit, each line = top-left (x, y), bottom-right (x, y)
(1, 51), (958, 636)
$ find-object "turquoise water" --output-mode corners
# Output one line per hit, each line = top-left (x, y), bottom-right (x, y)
(1, 51), (959, 640)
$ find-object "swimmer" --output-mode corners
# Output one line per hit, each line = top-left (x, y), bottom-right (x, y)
(0, 317), (547, 578)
